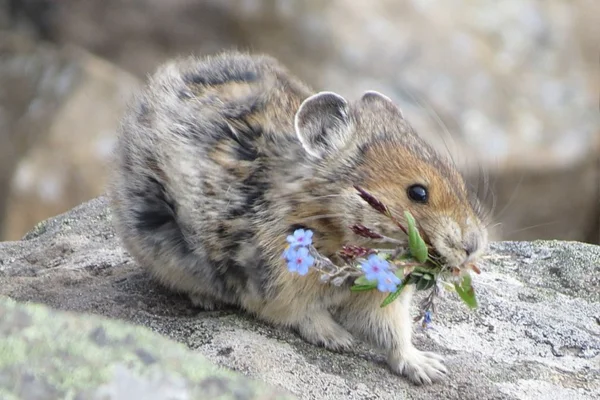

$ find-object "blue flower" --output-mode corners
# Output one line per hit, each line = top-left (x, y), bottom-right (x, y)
(360, 254), (391, 282)
(376, 271), (402, 292)
(360, 254), (401, 292)
(286, 229), (313, 248)
(421, 311), (433, 329)
(424, 311), (432, 324)
(285, 246), (315, 276)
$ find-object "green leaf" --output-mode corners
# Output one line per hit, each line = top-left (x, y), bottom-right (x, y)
(426, 257), (443, 268)
(404, 211), (428, 263)
(406, 273), (421, 285)
(454, 273), (478, 309)
(393, 268), (406, 279)
(440, 281), (456, 292)
(415, 273), (436, 291)
(350, 284), (377, 292)
(392, 253), (415, 264)
(413, 265), (439, 273)
(354, 276), (377, 286)
(380, 280), (408, 307)
(350, 275), (378, 292)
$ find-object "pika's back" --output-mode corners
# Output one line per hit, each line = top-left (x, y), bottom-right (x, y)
(122, 52), (313, 151)
(111, 51), (315, 224)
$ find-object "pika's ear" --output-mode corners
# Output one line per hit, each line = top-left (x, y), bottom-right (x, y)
(294, 91), (352, 158)
(359, 90), (404, 119)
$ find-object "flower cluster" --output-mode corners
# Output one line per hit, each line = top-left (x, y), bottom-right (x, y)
(282, 230), (403, 293)
(360, 254), (402, 292)
(283, 229), (315, 276)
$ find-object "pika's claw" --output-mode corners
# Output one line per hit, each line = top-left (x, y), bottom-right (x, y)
(388, 349), (448, 385)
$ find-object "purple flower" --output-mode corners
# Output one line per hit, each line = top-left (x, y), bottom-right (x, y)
(285, 246), (315, 276)
(360, 254), (391, 282)
(376, 271), (402, 292)
(286, 229), (313, 248)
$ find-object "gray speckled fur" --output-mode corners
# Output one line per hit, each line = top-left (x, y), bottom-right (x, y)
(108, 51), (488, 386)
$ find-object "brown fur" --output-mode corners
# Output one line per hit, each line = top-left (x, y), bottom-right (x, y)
(107, 51), (489, 386)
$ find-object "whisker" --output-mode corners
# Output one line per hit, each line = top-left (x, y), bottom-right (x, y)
(480, 163), (495, 222)
(485, 222), (503, 231)
(492, 172), (525, 223)
(502, 220), (562, 236)
(481, 167), (497, 225)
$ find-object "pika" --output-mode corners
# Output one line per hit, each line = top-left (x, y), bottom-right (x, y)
(108, 51), (488, 385)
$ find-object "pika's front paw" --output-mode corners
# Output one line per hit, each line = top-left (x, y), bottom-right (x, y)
(388, 349), (447, 385)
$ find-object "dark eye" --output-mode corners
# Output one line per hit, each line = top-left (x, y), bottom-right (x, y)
(407, 184), (428, 204)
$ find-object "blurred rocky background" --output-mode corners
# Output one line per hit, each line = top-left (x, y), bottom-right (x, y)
(0, 0), (598, 243)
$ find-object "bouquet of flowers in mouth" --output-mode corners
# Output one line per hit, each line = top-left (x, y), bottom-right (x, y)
(282, 185), (480, 328)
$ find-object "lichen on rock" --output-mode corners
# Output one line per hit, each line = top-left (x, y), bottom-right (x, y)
(0, 297), (296, 400)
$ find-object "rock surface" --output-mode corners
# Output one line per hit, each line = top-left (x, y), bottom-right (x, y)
(0, 32), (141, 241)
(0, 197), (599, 400)
(0, 297), (295, 400)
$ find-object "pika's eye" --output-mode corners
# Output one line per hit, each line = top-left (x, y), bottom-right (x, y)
(407, 184), (428, 204)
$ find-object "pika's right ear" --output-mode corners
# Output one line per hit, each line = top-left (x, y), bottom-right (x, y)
(294, 91), (352, 158)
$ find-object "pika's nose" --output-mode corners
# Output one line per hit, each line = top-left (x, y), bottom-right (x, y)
(463, 239), (477, 257)
(464, 245), (473, 256)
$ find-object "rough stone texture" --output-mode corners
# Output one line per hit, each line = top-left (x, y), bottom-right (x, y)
(4, 0), (599, 243)
(0, 31), (141, 241)
(0, 297), (296, 400)
(0, 197), (598, 400)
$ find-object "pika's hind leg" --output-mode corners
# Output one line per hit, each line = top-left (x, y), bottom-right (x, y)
(295, 309), (354, 351)
(189, 293), (227, 311)
(336, 285), (447, 385)
(256, 300), (354, 352)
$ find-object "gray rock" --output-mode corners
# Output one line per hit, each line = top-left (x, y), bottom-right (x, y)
(0, 197), (599, 400)
(0, 31), (141, 241)
(0, 297), (296, 400)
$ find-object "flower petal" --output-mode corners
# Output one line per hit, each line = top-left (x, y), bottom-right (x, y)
(284, 247), (297, 260)
(297, 246), (309, 257)
(287, 260), (298, 272)
(297, 263), (310, 276)
(305, 255), (315, 267)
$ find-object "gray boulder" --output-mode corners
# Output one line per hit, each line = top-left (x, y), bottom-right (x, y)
(0, 297), (295, 399)
(0, 32), (140, 241)
(0, 197), (599, 399)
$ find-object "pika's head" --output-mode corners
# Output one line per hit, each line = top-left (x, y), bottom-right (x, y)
(294, 90), (488, 270)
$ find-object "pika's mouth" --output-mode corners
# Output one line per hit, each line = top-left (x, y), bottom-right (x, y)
(426, 246), (482, 276)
